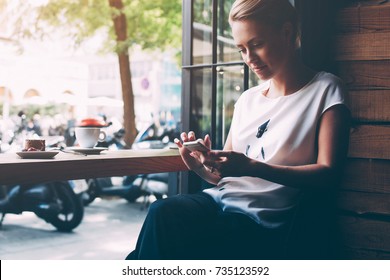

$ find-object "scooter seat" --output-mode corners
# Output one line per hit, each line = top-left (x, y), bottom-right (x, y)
(145, 173), (169, 183)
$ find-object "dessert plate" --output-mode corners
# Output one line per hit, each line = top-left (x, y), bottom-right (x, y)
(16, 151), (59, 159)
(66, 147), (108, 155)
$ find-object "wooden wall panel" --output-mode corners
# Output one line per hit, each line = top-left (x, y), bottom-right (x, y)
(302, 0), (390, 259)
(348, 125), (390, 160)
(334, 32), (390, 61)
(337, 61), (390, 90)
(330, 0), (390, 260)
(336, 2), (390, 33)
(341, 159), (390, 194)
(338, 191), (390, 216)
(338, 216), (390, 253)
(348, 90), (390, 122)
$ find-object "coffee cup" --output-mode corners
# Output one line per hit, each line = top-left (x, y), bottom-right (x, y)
(75, 127), (106, 148)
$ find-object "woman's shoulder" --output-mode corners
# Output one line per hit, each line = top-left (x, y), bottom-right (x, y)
(315, 71), (345, 87)
(313, 71), (349, 110)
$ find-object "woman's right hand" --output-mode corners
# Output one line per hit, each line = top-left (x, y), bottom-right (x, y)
(174, 131), (211, 171)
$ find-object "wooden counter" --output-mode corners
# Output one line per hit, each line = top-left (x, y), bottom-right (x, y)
(0, 149), (187, 186)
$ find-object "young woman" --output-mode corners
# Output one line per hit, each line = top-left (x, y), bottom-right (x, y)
(126, 0), (350, 260)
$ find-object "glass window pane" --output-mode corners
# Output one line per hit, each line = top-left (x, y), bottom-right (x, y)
(217, 0), (241, 63)
(190, 67), (213, 137)
(215, 65), (245, 149)
(193, 0), (213, 65)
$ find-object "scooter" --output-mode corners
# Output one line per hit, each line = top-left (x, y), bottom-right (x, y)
(0, 181), (84, 232)
(84, 172), (169, 207)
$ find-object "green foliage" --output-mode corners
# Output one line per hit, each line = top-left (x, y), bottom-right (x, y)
(0, 102), (66, 119)
(193, 0), (213, 25)
(125, 0), (182, 50)
(37, 0), (111, 43)
(24, 0), (182, 54)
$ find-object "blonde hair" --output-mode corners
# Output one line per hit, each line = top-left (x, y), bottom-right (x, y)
(229, 0), (300, 47)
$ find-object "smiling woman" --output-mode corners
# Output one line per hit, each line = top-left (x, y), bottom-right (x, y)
(127, 0), (351, 260)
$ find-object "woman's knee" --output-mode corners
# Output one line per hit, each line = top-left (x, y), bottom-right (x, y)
(147, 195), (183, 220)
(147, 193), (215, 221)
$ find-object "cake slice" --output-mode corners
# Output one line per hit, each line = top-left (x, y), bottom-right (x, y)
(24, 139), (46, 151)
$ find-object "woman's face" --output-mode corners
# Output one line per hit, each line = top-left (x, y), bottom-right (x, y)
(231, 19), (292, 80)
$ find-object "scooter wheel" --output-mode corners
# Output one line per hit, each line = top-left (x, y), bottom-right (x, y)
(82, 179), (99, 206)
(45, 183), (84, 232)
(125, 185), (148, 203)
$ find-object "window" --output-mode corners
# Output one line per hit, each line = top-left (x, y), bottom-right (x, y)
(182, 0), (258, 148)
(181, 0), (259, 192)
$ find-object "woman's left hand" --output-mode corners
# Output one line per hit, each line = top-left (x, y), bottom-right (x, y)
(202, 150), (253, 177)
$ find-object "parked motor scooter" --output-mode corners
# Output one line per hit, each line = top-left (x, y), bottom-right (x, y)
(84, 172), (170, 207)
(0, 181), (84, 232)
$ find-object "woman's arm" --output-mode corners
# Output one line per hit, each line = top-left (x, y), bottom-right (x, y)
(203, 105), (351, 190)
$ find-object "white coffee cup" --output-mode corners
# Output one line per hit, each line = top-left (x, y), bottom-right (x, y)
(75, 127), (106, 148)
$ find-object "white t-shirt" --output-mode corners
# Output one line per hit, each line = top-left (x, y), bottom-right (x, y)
(204, 72), (348, 228)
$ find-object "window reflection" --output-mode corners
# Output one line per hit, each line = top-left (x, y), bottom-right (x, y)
(190, 67), (212, 137)
(217, 0), (241, 63)
(193, 0), (242, 64)
(215, 65), (244, 149)
(193, 0), (213, 64)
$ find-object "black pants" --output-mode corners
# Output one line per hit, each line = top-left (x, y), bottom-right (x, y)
(126, 192), (287, 260)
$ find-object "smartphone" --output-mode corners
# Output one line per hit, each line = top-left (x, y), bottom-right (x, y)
(183, 139), (210, 152)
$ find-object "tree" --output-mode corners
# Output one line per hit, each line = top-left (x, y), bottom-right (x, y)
(2, 0), (182, 147)
(109, 0), (136, 148)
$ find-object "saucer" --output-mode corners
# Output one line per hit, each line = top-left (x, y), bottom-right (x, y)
(67, 147), (108, 155)
(17, 151), (59, 159)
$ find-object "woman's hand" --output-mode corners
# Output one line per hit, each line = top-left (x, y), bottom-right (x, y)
(202, 150), (254, 178)
(174, 131), (211, 172)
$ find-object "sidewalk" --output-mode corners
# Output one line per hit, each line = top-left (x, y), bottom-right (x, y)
(0, 197), (147, 260)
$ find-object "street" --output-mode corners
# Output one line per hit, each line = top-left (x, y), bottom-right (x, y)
(0, 197), (147, 260)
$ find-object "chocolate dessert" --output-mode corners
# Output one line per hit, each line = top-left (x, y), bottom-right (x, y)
(24, 139), (46, 151)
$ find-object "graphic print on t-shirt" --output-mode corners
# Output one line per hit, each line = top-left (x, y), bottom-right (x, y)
(245, 119), (270, 160)
(256, 119), (270, 138)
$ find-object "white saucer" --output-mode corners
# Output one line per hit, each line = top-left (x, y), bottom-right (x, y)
(67, 147), (108, 155)
(17, 151), (59, 159)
